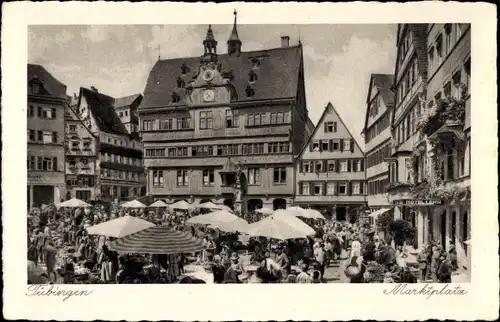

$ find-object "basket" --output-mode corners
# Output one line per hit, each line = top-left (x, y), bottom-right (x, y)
(344, 264), (361, 278)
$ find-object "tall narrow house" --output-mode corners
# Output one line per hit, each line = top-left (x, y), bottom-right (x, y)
(73, 87), (145, 201)
(362, 74), (394, 215)
(27, 64), (68, 209)
(386, 24), (429, 231)
(295, 102), (366, 222)
(139, 13), (308, 214)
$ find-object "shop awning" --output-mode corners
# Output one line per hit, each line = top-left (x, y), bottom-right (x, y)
(368, 207), (393, 218)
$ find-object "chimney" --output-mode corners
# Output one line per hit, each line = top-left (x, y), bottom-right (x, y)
(90, 86), (98, 93)
(281, 36), (290, 48)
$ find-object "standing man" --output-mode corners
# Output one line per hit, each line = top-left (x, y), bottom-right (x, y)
(314, 242), (326, 281)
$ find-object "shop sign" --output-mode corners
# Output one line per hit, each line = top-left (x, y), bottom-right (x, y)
(395, 199), (444, 206)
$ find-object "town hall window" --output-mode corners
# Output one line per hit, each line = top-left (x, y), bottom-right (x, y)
(302, 161), (311, 173)
(225, 109), (239, 128)
(202, 169), (215, 185)
(338, 183), (347, 195)
(176, 170), (188, 186)
(153, 170), (163, 186)
(200, 111), (213, 129)
(339, 160), (348, 172)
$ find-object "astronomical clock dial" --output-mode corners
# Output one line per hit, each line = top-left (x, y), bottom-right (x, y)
(202, 69), (215, 82)
(203, 89), (215, 102)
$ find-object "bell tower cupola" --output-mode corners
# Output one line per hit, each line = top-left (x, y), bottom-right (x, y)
(227, 10), (242, 57)
(202, 24), (218, 63)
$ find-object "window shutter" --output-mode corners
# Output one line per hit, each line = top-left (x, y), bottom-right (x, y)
(323, 182), (327, 195)
(328, 140), (333, 151)
(322, 160), (327, 172)
(360, 181), (364, 194)
(340, 140), (344, 151)
(350, 139), (355, 152)
(334, 182), (338, 195)
(324, 123), (328, 133)
(336, 160), (340, 172)
(299, 182), (303, 195)
(38, 106), (42, 117)
(309, 142), (313, 152)
(360, 159), (365, 172)
(310, 182), (315, 195)
(347, 160), (352, 172)
(347, 181), (352, 195)
(53, 157), (58, 171)
(319, 140), (323, 152)
(333, 122), (337, 132)
(299, 162), (303, 173)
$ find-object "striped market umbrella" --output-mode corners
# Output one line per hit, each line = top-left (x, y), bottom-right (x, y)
(108, 225), (206, 254)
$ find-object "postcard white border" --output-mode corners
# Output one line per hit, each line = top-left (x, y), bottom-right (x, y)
(2, 2), (498, 321)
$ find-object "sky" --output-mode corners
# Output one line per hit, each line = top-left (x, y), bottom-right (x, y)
(28, 24), (397, 146)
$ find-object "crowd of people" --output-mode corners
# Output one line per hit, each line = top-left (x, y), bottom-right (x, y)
(27, 203), (460, 284)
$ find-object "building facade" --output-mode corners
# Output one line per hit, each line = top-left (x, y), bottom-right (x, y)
(295, 103), (366, 221)
(411, 23), (471, 251)
(73, 87), (145, 202)
(386, 24), (429, 241)
(27, 64), (68, 209)
(114, 94), (142, 134)
(64, 105), (98, 201)
(362, 74), (394, 213)
(139, 15), (308, 214)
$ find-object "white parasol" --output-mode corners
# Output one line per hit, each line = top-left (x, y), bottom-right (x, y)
(86, 215), (155, 238)
(170, 200), (195, 211)
(246, 209), (315, 240)
(197, 201), (222, 210)
(148, 200), (169, 208)
(56, 198), (91, 209)
(255, 208), (274, 215)
(121, 199), (147, 209)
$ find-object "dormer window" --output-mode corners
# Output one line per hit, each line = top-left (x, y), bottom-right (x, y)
(249, 71), (258, 83)
(250, 57), (260, 69)
(245, 85), (255, 97)
(32, 83), (40, 94)
(181, 63), (190, 75)
(172, 92), (180, 103)
(176, 77), (185, 88)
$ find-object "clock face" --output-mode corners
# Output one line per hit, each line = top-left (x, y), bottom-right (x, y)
(202, 69), (214, 81)
(203, 89), (215, 102)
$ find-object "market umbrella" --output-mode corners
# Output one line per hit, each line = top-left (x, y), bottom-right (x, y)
(197, 201), (222, 210)
(187, 210), (247, 226)
(86, 215), (155, 238)
(149, 200), (169, 208)
(121, 199), (147, 208)
(255, 208), (274, 215)
(108, 225), (206, 254)
(219, 205), (233, 213)
(246, 209), (315, 240)
(286, 206), (307, 217)
(301, 208), (325, 220)
(209, 220), (250, 234)
(170, 200), (194, 211)
(56, 198), (91, 208)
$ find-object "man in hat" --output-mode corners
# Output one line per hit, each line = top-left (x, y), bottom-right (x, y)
(437, 251), (452, 283)
(275, 246), (290, 277)
(430, 245), (442, 283)
(211, 255), (226, 284)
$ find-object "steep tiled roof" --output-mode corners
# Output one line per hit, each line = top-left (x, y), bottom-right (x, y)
(27, 64), (67, 99)
(363, 73), (394, 132)
(141, 45), (302, 109)
(297, 102), (365, 159)
(80, 87), (128, 136)
(114, 94), (142, 108)
(372, 74), (394, 107)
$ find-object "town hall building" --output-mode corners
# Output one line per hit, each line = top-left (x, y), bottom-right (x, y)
(139, 12), (309, 214)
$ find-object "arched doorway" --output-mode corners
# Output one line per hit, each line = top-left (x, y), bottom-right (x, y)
(273, 198), (287, 210)
(223, 198), (234, 210)
(247, 199), (263, 212)
(335, 206), (346, 221)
